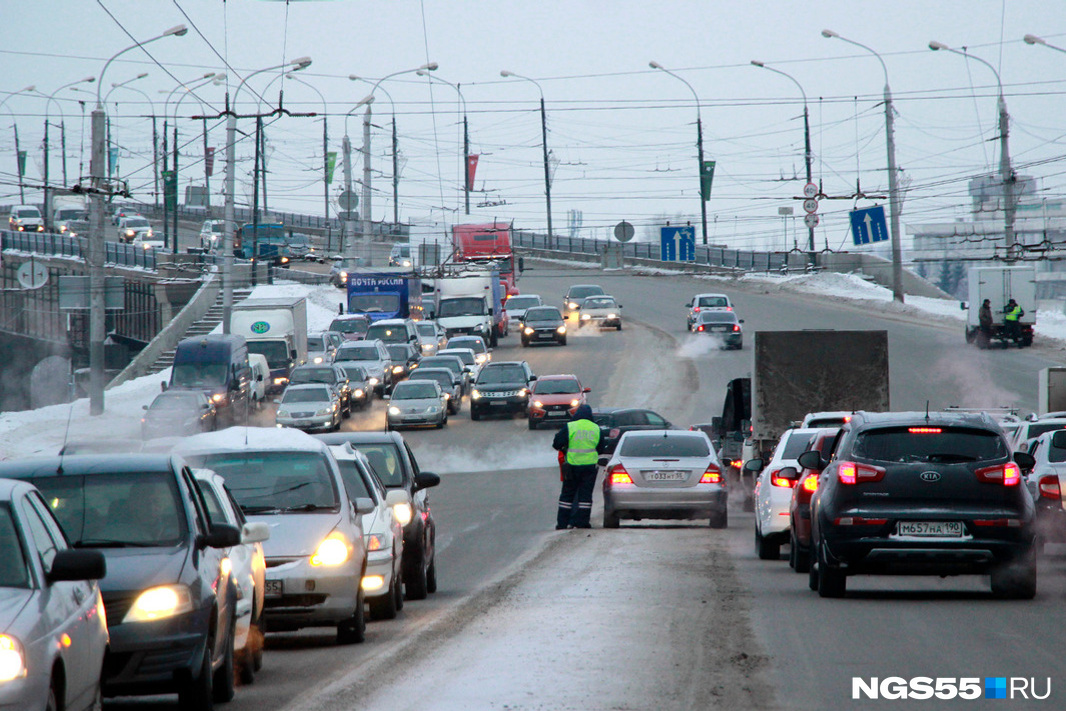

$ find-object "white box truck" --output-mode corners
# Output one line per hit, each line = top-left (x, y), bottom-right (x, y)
(1039, 367), (1066, 417)
(230, 296), (308, 393)
(431, 270), (506, 346)
(964, 266), (1036, 348)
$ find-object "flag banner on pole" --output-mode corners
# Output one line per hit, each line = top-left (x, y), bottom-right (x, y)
(17, 151), (26, 177)
(466, 154), (479, 191)
(700, 160), (716, 202)
(162, 170), (177, 212)
(205, 147), (215, 177)
(326, 152), (338, 185)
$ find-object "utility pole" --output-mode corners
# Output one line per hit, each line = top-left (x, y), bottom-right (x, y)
(884, 82), (904, 296)
(322, 113), (329, 227)
(341, 133), (354, 255)
(362, 104), (372, 248)
(172, 121), (179, 251)
(260, 122), (268, 213)
(539, 97), (554, 247)
(60, 120), (68, 187)
(696, 115), (708, 245)
(88, 105), (107, 415)
(251, 115), (262, 286)
(14, 124), (25, 203)
(998, 95), (1015, 255)
(152, 115), (159, 209)
(392, 117), (399, 226)
(463, 113), (470, 215)
(203, 117), (211, 212)
(42, 117), (50, 229)
(161, 119), (169, 249)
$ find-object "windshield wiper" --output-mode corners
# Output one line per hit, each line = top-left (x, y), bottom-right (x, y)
(241, 505), (282, 514)
(282, 503), (339, 512)
(72, 539), (158, 548)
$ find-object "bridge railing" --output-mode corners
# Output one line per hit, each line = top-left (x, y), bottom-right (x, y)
(2, 229), (158, 270)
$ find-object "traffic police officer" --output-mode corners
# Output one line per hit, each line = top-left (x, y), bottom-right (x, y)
(1004, 298), (1024, 342)
(552, 404), (602, 529)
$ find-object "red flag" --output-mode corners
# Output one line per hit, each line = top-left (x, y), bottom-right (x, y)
(205, 147), (216, 177)
(466, 154), (479, 191)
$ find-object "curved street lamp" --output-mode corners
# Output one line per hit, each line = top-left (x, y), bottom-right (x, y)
(501, 69), (554, 244)
(418, 70), (471, 215)
(0, 85), (36, 202)
(36, 76), (95, 228)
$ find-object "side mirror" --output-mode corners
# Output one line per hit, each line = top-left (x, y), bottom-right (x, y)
(583, 387), (591, 393)
(1014, 451), (1036, 472)
(743, 458), (764, 473)
(777, 466), (800, 481)
(959, 302), (967, 311)
(160, 381), (168, 392)
(685, 301), (692, 308)
(142, 404), (149, 410)
(598, 456), (610, 467)
(797, 450), (825, 471)
(385, 490), (411, 508)
(353, 497), (376, 515)
(739, 319), (745, 324)
(198, 523), (241, 549)
(290, 349), (298, 360)
(202, 403), (212, 410)
(721, 457), (734, 468)
(241, 521), (270, 544)
(529, 374), (538, 381)
(273, 398), (281, 404)
(47, 549), (106, 583)
(413, 472), (441, 491)
(257, 374), (264, 382)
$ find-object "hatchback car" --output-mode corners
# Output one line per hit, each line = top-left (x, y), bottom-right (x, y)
(275, 383), (342, 432)
(693, 310), (744, 349)
(807, 411), (1037, 598)
(685, 292), (734, 329)
(288, 364), (352, 416)
(563, 284), (606, 314)
(176, 428), (375, 644)
(415, 321), (448, 356)
(334, 363), (373, 410)
(386, 343), (422, 382)
(575, 295), (623, 330)
(0, 454), (242, 709)
(386, 380), (448, 429)
(470, 361), (537, 420)
(520, 306), (567, 347)
(527, 375), (591, 430)
(592, 408), (675, 454)
(1022, 429), (1066, 547)
(141, 389), (217, 440)
(0, 478), (108, 711)
(601, 430), (728, 528)
(446, 335), (491, 367)
(307, 331), (344, 365)
(505, 294), (543, 329)
(749, 427), (820, 561)
(787, 427), (841, 573)
(314, 431), (441, 600)
(408, 367), (463, 414)
(329, 314), (371, 342)
(418, 354), (470, 396)
(334, 339), (393, 396)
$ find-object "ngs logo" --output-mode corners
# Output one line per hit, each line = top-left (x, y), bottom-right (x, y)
(852, 677), (1051, 701)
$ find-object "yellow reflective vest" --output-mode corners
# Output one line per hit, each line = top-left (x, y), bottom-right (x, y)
(565, 419), (601, 466)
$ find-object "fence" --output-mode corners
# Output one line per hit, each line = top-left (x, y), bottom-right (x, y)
(2, 229), (158, 270)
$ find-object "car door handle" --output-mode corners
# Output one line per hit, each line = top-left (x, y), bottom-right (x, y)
(72, 586), (85, 605)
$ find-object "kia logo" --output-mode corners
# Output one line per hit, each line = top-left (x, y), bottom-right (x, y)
(919, 471), (941, 483)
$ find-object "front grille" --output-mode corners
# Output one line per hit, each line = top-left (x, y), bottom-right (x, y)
(291, 411), (314, 418)
(103, 594), (135, 624)
(138, 647), (196, 676)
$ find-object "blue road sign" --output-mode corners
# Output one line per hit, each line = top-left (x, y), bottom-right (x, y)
(849, 205), (888, 246)
(660, 225), (696, 261)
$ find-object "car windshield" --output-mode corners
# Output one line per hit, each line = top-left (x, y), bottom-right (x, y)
(393, 382), (438, 400)
(410, 370), (452, 388)
(348, 294), (399, 314)
(450, 338), (486, 354)
(387, 345), (411, 361)
(282, 387), (332, 404)
(333, 458), (374, 502)
(339, 365), (368, 381)
(392, 245), (410, 256)
(535, 379), (580, 395)
(366, 325), (409, 344)
(421, 358), (461, 374)
(525, 308), (562, 322)
(507, 296), (541, 310)
(582, 298), (616, 309)
(1024, 423), (1066, 442)
(247, 341), (290, 369)
(416, 323), (437, 337)
(698, 312), (737, 324)
(125, 218), (150, 228)
(568, 286), (604, 300)
(330, 318), (369, 335)
(308, 336), (332, 351)
(290, 368), (337, 385)
(478, 365), (526, 384)
(348, 443), (404, 487)
(0, 504), (30, 588)
(697, 296), (729, 308)
(191, 452), (339, 513)
(439, 350), (474, 366)
(171, 363), (227, 388)
(32, 472), (186, 547)
(337, 345), (381, 361)
(150, 392), (202, 409)
(288, 234), (310, 246)
(620, 435), (710, 458)
(16, 209), (39, 218)
(438, 297), (486, 318)
(853, 426), (1009, 464)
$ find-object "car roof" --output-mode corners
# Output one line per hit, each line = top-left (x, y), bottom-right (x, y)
(438, 348), (475, 355)
(369, 318), (409, 326)
(410, 367), (454, 376)
(0, 454), (178, 479)
(333, 314), (370, 321)
(315, 430), (404, 446)
(177, 426), (332, 455)
(849, 410), (999, 430)
(285, 382), (334, 391)
(482, 360), (526, 367)
(538, 374), (579, 381)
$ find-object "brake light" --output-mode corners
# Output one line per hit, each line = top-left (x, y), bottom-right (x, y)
(693, 306), (700, 313)
(770, 469), (794, 488)
(608, 464), (633, 485)
(696, 325), (705, 332)
(843, 415), (851, 423)
(732, 324), (740, 332)
(801, 474), (819, 492)
(609, 428), (620, 440)
(836, 460), (886, 485)
(699, 466), (722, 484)
(833, 516), (888, 526)
(1038, 475), (1061, 499)
(975, 462), (1021, 486)
(908, 427), (942, 434)
(973, 518), (1022, 527)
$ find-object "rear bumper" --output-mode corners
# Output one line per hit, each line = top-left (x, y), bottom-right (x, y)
(605, 486), (727, 517)
(820, 528), (1034, 575)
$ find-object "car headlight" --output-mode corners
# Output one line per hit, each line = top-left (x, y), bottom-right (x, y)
(475, 354), (488, 364)
(310, 533), (351, 566)
(533, 400), (544, 408)
(281, 257), (289, 263)
(0, 635), (26, 682)
(607, 313), (617, 319)
(393, 502), (413, 526)
(369, 377), (379, 386)
(366, 533), (387, 552)
(426, 405), (440, 413)
(361, 575), (386, 591)
(313, 356), (324, 364)
(146, 229), (153, 237)
(402, 260), (411, 267)
(123, 584), (193, 623)
(393, 366), (404, 374)
(571, 399), (581, 407)
(212, 393), (225, 403)
(568, 302), (578, 309)
(315, 407), (333, 416)
(556, 326), (567, 334)
(339, 271), (348, 279)
(518, 388), (528, 397)
(524, 327), (534, 336)
(274, 377), (288, 385)
(581, 314), (591, 321)
(354, 388), (365, 397)
(388, 406), (401, 415)
(471, 389), (482, 400)
(142, 243), (151, 250)
(422, 344), (433, 352)
(443, 392), (451, 399)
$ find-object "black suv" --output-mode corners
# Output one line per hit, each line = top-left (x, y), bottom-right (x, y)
(316, 431), (441, 600)
(470, 361), (537, 420)
(807, 411), (1037, 599)
(520, 306), (568, 347)
(592, 407), (675, 454)
(0, 454), (242, 709)
(288, 364), (353, 416)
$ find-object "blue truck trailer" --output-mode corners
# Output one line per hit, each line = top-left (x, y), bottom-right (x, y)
(345, 269), (424, 322)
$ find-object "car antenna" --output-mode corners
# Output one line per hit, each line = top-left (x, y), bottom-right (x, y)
(58, 400), (76, 474)
(925, 400), (930, 422)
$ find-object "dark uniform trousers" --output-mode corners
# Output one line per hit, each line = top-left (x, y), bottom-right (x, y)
(557, 464), (597, 528)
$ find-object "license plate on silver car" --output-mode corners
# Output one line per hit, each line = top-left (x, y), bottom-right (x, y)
(896, 521), (964, 537)
(265, 579), (283, 595)
(644, 470), (686, 482)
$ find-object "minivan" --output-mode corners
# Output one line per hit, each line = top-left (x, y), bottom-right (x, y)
(168, 334), (252, 426)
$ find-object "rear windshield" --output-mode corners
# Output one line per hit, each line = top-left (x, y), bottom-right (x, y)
(1048, 431), (1066, 462)
(779, 432), (815, 460)
(620, 435), (710, 458)
(853, 426), (1008, 464)
(697, 295), (729, 308)
(290, 368), (337, 385)
(190, 452), (339, 513)
(698, 312), (737, 323)
(1024, 423), (1066, 442)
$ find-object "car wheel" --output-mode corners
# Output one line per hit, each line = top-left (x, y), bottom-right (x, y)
(791, 530), (810, 573)
(436, 417), (445, 429)
(470, 409), (481, 421)
(991, 547), (1037, 599)
(426, 555), (437, 594)
(251, 603), (264, 672)
(817, 543), (846, 598)
(178, 636), (214, 711)
(616, 322), (622, 331)
(528, 418), (537, 430)
(559, 338), (567, 346)
(336, 587), (366, 644)
(369, 578), (399, 620)
(755, 524), (780, 560)
(405, 547), (430, 601)
(213, 611), (236, 702)
(603, 507), (620, 529)
(45, 679), (58, 711)
(394, 569), (405, 611)
(808, 554), (820, 591)
(521, 339), (529, 347)
(708, 508), (727, 529)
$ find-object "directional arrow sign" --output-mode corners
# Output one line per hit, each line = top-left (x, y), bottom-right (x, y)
(660, 225), (695, 261)
(849, 205), (888, 246)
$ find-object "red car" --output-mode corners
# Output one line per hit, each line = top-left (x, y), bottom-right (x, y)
(788, 427), (840, 573)
(527, 374), (591, 430)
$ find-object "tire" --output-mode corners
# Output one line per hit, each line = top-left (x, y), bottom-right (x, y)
(405, 547), (429, 601)
(470, 409), (481, 421)
(521, 339), (529, 347)
(708, 508), (728, 529)
(559, 338), (567, 346)
(528, 418), (537, 430)
(213, 612), (236, 702)
(991, 547), (1037, 599)
(178, 638), (214, 711)
(238, 614), (256, 685)
(250, 605), (264, 672)
(965, 326), (976, 344)
(426, 556), (437, 594)
(394, 570), (405, 611)
(616, 322), (623, 331)
(336, 587), (366, 644)
(603, 507), (620, 529)
(808, 555), (820, 591)
(46, 680), (58, 711)
(817, 543), (846, 598)
(755, 525), (780, 561)
(368, 577), (399, 620)
(791, 529), (810, 573)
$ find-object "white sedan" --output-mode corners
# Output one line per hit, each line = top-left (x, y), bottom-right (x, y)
(192, 469), (270, 684)
(575, 295), (623, 330)
(748, 427), (819, 560)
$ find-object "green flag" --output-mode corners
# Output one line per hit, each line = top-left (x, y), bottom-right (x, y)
(700, 160), (716, 202)
(17, 151), (26, 177)
(325, 152), (338, 185)
(162, 170), (177, 212)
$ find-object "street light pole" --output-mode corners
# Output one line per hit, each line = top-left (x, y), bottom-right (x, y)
(500, 70), (554, 245)
(929, 41), (1016, 259)
(285, 74), (330, 226)
(88, 24), (187, 415)
(37, 77), (95, 231)
(0, 86), (35, 202)
(649, 62), (709, 246)
(416, 70), (468, 214)
(822, 30), (904, 303)
(751, 60), (814, 261)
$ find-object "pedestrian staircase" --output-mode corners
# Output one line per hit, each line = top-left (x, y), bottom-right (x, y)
(146, 287), (253, 375)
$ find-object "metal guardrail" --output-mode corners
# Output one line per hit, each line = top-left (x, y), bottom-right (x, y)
(2, 229), (157, 270)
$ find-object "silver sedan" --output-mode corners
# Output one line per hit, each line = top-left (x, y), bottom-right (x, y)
(386, 380), (449, 429)
(600, 430), (728, 529)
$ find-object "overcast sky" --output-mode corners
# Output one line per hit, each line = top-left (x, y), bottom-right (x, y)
(2, 1), (1065, 251)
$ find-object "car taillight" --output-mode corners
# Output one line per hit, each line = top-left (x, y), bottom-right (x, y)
(770, 469), (794, 487)
(732, 324), (740, 332)
(837, 460), (886, 485)
(699, 466), (722, 484)
(696, 325), (704, 332)
(609, 428), (620, 439)
(693, 306), (700, 313)
(801, 473), (819, 492)
(1038, 475), (1061, 499)
(908, 427), (942, 434)
(975, 462), (1021, 486)
(833, 516), (888, 526)
(608, 464), (633, 485)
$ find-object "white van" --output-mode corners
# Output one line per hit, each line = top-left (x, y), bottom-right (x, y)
(9, 205), (44, 232)
(248, 353), (269, 408)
